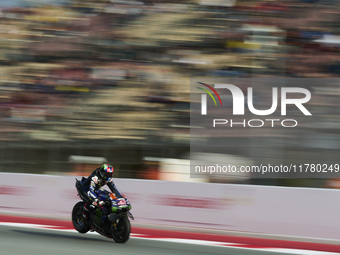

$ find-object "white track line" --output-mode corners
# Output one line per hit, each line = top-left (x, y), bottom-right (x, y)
(0, 222), (338, 255)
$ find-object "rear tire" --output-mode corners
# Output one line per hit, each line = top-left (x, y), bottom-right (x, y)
(111, 216), (130, 243)
(72, 201), (91, 234)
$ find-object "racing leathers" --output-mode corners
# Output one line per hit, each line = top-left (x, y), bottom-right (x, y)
(82, 168), (122, 219)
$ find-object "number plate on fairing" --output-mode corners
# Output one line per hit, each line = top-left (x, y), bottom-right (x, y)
(117, 199), (126, 206)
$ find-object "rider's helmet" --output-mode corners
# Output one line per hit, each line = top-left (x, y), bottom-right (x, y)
(98, 164), (114, 181)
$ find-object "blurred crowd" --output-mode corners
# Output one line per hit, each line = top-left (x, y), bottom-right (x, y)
(0, 0), (340, 187)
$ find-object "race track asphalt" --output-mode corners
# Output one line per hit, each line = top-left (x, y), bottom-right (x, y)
(0, 224), (297, 255)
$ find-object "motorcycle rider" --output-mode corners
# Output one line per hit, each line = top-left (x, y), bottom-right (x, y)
(81, 164), (122, 219)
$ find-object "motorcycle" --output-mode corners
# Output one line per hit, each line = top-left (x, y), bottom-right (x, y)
(72, 178), (134, 243)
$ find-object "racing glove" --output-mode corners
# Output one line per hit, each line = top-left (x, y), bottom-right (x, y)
(91, 199), (105, 208)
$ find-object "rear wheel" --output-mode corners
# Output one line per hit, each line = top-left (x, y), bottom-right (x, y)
(72, 201), (91, 234)
(111, 216), (130, 243)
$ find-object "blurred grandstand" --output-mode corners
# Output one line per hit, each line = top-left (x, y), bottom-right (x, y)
(0, 0), (340, 188)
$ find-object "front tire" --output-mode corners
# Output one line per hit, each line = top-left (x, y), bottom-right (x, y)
(72, 201), (91, 234)
(111, 216), (130, 243)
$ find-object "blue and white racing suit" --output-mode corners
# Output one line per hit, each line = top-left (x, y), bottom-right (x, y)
(82, 168), (122, 210)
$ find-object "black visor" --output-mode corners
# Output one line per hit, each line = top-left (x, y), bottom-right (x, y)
(102, 171), (113, 178)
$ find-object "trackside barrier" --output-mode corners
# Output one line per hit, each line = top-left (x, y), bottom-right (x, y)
(0, 173), (339, 240)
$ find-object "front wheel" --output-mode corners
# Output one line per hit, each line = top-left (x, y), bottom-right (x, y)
(110, 216), (131, 243)
(72, 201), (91, 234)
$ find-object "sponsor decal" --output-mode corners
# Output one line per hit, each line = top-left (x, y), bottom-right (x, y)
(154, 195), (225, 209)
(0, 185), (32, 196)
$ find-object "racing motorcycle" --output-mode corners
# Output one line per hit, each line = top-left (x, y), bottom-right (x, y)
(72, 178), (134, 243)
